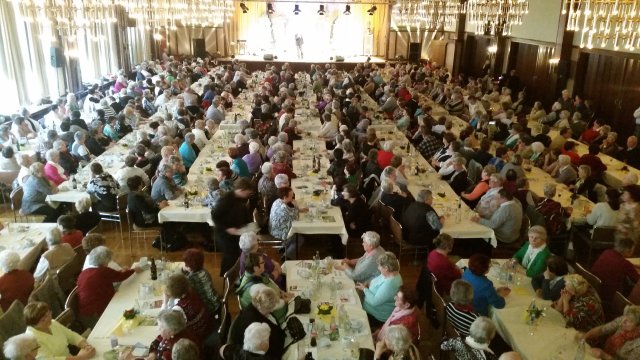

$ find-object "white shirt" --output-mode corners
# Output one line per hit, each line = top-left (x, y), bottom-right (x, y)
(522, 244), (546, 269)
(586, 202), (619, 228)
(192, 128), (208, 150)
(115, 166), (150, 192)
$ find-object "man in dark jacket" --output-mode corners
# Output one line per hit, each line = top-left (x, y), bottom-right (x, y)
(401, 189), (443, 246)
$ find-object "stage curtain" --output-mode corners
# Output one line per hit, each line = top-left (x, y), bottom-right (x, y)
(227, 2), (389, 58)
(0, 0), (29, 111)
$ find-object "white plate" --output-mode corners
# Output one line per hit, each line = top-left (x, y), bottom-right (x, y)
(349, 318), (364, 330)
(297, 268), (312, 279)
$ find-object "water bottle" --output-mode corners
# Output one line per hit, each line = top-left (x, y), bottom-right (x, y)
(71, 175), (77, 190)
(574, 339), (585, 360)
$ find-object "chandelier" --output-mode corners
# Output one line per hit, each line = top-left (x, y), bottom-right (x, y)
(465, 0), (530, 36)
(391, 0), (464, 30)
(10, 0), (234, 35)
(563, 0), (640, 51)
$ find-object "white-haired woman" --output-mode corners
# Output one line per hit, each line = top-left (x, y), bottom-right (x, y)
(33, 228), (75, 280)
(374, 325), (420, 360)
(73, 197), (100, 235)
(337, 231), (386, 283)
(318, 111), (339, 143)
(22, 162), (61, 222)
(170, 338), (199, 360)
(377, 140), (395, 169)
(65, 93), (80, 115)
(441, 316), (497, 360)
(43, 149), (67, 186)
(550, 154), (577, 185)
(356, 252), (403, 326)
(228, 285), (287, 359)
(149, 310), (195, 360)
(76, 246), (138, 328)
(221, 322), (271, 360)
(238, 232), (282, 285)
(582, 305), (640, 359)
(243, 142), (263, 175)
(0, 251), (34, 312)
(510, 225), (551, 278)
(15, 153), (32, 187)
(3, 334), (38, 360)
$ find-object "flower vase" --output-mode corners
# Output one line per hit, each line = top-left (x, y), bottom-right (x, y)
(527, 317), (539, 335)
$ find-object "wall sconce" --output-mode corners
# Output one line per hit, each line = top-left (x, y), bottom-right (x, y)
(267, 3), (275, 14)
(487, 45), (498, 54)
(317, 5), (325, 15)
(293, 4), (301, 14)
(240, 2), (249, 13)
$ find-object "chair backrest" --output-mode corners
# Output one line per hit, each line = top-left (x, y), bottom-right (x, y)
(0, 300), (26, 340)
(117, 192), (128, 213)
(28, 274), (66, 318)
(57, 253), (84, 295)
(467, 159), (483, 185)
(10, 186), (23, 213)
(218, 302), (231, 343)
(608, 291), (633, 321)
(431, 273), (445, 338)
(389, 216), (404, 246)
(525, 205), (546, 227)
(593, 183), (607, 203)
(222, 257), (242, 303)
(572, 261), (603, 295)
(591, 226), (617, 245)
(0, 170), (19, 187)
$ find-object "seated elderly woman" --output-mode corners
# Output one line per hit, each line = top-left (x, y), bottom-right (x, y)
(461, 164), (497, 208)
(269, 186), (307, 259)
(336, 231), (386, 283)
(81, 234), (121, 270)
(77, 246), (138, 328)
(178, 133), (197, 169)
(549, 154), (577, 185)
(582, 305), (640, 359)
(237, 253), (292, 323)
(71, 131), (92, 163)
(3, 333), (38, 360)
(15, 153), (33, 187)
(377, 140), (395, 169)
(428, 233), (462, 295)
(461, 254), (510, 316)
(446, 279), (480, 337)
(510, 225), (551, 278)
(181, 248), (221, 317)
(33, 228), (75, 281)
(531, 255), (569, 302)
(374, 325), (420, 360)
(22, 162), (62, 222)
(238, 232), (283, 287)
(202, 177), (224, 210)
(228, 284), (287, 359)
(86, 162), (119, 212)
(570, 164), (598, 203)
(535, 183), (572, 234)
(149, 309), (199, 360)
(221, 322), (271, 360)
(242, 142), (263, 175)
(373, 290), (420, 345)
(74, 196), (101, 236)
(271, 150), (296, 179)
(552, 273), (605, 332)
(380, 179), (409, 220)
(356, 251), (403, 326)
(229, 147), (250, 178)
(169, 338), (199, 360)
(25, 301), (95, 360)
(441, 316), (498, 359)
(42, 149), (68, 186)
(0, 251), (34, 312)
(163, 273), (216, 350)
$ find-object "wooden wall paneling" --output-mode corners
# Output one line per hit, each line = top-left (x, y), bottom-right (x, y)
(396, 32), (409, 60)
(462, 35), (492, 78)
(428, 40), (447, 66)
(580, 53), (626, 129)
(617, 58), (640, 139)
(510, 42), (555, 107)
(216, 28), (226, 56)
(388, 31), (398, 59)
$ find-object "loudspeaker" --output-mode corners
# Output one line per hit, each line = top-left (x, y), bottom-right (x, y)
(263, 53), (274, 60)
(408, 42), (421, 62)
(192, 39), (206, 58)
(50, 47), (64, 68)
(335, 55), (344, 62)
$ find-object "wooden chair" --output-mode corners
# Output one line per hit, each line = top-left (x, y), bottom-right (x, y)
(389, 216), (429, 264)
(0, 300), (26, 340)
(371, 200), (394, 241)
(431, 273), (445, 336)
(56, 253), (85, 295)
(61, 286), (91, 336)
(98, 193), (128, 246)
(218, 302), (231, 344)
(608, 291), (632, 322)
(0, 170), (18, 207)
(29, 274), (66, 318)
(585, 226), (617, 265)
(571, 261), (603, 295)
(219, 258), (241, 343)
(126, 210), (162, 253)
(9, 186), (26, 222)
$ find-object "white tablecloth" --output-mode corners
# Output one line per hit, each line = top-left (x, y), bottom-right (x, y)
(0, 223), (55, 274)
(88, 261), (180, 357)
(457, 259), (596, 360)
(282, 260), (374, 360)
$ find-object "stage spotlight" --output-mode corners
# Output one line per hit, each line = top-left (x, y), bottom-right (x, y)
(294, 4), (301, 14)
(343, 5), (351, 15)
(317, 5), (325, 15)
(267, 3), (274, 14)
(240, 2), (248, 13)
(367, 5), (377, 15)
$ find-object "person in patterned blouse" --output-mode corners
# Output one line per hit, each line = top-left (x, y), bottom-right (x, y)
(182, 248), (221, 318)
(552, 273), (605, 334)
(86, 162), (119, 212)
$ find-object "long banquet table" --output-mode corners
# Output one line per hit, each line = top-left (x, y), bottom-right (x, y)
(0, 223), (56, 274)
(282, 260), (374, 360)
(457, 258), (596, 360)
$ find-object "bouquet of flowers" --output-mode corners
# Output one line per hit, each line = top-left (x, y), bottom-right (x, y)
(123, 308), (138, 320)
(523, 299), (545, 326)
(317, 302), (334, 316)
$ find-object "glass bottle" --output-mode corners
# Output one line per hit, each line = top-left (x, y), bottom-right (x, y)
(150, 257), (157, 281)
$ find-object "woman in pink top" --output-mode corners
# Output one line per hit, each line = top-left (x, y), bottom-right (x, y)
(43, 149), (68, 186)
(427, 233), (462, 294)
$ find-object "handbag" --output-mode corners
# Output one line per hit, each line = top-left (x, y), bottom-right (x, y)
(293, 296), (311, 314)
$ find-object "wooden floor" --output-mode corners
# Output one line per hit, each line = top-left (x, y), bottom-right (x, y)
(0, 208), (442, 357)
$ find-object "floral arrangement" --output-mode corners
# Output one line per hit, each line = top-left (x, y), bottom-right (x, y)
(523, 299), (545, 325)
(317, 302), (334, 315)
(123, 308), (138, 320)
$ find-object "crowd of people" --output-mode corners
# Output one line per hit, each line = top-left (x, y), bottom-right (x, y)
(1, 55), (640, 360)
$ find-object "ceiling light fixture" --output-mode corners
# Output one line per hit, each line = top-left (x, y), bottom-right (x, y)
(344, 5), (351, 15)
(267, 3), (275, 14)
(294, 4), (301, 14)
(367, 5), (377, 15)
(317, 4), (325, 15)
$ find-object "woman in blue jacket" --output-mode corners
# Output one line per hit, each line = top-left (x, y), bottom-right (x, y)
(461, 254), (510, 316)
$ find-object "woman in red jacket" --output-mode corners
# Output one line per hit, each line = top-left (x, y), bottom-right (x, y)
(373, 290), (420, 345)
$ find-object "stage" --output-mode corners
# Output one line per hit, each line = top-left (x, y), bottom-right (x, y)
(218, 54), (387, 72)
